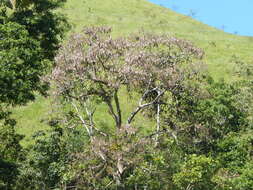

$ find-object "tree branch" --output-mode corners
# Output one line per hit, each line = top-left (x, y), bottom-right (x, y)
(155, 102), (161, 146)
(127, 88), (165, 124)
(106, 99), (120, 128)
(71, 101), (92, 138)
(114, 90), (122, 128)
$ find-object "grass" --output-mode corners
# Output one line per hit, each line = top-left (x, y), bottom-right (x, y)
(13, 0), (253, 145)
(12, 96), (51, 145)
(63, 0), (253, 78)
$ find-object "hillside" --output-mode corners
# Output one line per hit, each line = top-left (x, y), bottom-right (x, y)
(63, 0), (253, 78)
(14, 0), (253, 144)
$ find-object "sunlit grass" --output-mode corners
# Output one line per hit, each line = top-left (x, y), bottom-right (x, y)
(13, 95), (51, 145)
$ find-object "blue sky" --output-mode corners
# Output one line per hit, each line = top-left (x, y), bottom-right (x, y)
(149, 0), (253, 36)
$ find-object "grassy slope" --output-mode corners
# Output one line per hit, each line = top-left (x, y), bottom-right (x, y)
(14, 0), (253, 144)
(64, 0), (253, 78)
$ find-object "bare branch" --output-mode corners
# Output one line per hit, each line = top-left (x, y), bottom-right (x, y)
(114, 90), (122, 128)
(105, 98), (120, 128)
(155, 102), (161, 146)
(127, 89), (165, 124)
(71, 101), (92, 138)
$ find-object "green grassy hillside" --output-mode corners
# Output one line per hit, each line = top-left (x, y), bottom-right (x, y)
(63, 0), (253, 78)
(14, 0), (253, 144)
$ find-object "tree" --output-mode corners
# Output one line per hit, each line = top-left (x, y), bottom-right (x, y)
(52, 26), (203, 131)
(0, 1), (68, 188)
(9, 0), (69, 61)
(0, 21), (49, 105)
(51, 26), (204, 188)
(0, 20), (49, 189)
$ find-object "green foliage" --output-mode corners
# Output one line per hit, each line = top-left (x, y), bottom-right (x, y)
(0, 110), (24, 190)
(0, 21), (49, 105)
(15, 125), (69, 190)
(165, 75), (248, 154)
(0, 2), (6, 23)
(196, 79), (246, 136)
(0, 1), (68, 189)
(9, 0), (69, 61)
(0, 0), (68, 105)
(217, 132), (253, 171)
(173, 154), (217, 190)
(125, 142), (180, 189)
(0, 159), (18, 190)
(214, 131), (253, 190)
(234, 162), (253, 190)
(0, 115), (23, 161)
(15, 123), (91, 190)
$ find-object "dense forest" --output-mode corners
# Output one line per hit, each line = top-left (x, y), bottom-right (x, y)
(0, 0), (253, 189)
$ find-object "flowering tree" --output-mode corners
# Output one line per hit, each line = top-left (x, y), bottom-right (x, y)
(51, 26), (204, 187)
(53, 26), (203, 133)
